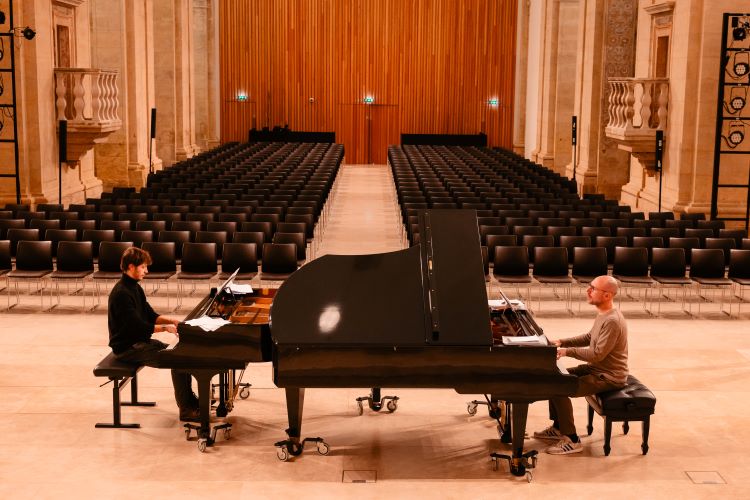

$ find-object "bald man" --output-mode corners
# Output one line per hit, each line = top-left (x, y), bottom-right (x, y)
(534, 275), (629, 455)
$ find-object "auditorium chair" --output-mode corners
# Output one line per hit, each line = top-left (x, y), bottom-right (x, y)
(650, 248), (692, 316)
(7, 240), (53, 310)
(532, 247), (573, 312)
(491, 246), (532, 300)
(7, 228), (40, 256)
(668, 237), (701, 265)
(219, 243), (258, 282)
(48, 241), (94, 310)
(689, 248), (733, 316)
(612, 246), (653, 311)
(571, 247), (608, 312)
(259, 242), (298, 287)
(705, 238), (736, 267)
(176, 242), (218, 308)
(141, 241), (177, 305)
(728, 249), (750, 316)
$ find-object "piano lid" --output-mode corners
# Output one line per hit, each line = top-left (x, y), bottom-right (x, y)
(270, 209), (491, 346)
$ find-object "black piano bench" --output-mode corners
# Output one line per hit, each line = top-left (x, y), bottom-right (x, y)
(93, 352), (156, 429)
(585, 375), (656, 456)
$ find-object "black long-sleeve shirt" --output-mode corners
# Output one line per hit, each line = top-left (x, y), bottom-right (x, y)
(108, 274), (159, 354)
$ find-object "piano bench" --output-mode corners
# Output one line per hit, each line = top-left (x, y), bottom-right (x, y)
(93, 352), (156, 429)
(585, 374), (656, 456)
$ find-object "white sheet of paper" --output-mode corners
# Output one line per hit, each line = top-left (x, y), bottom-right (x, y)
(184, 315), (231, 332)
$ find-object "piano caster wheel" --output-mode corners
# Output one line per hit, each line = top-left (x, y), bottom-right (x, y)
(317, 442), (330, 455)
(357, 400), (364, 416)
(467, 402), (478, 416)
(276, 447), (290, 462)
(386, 400), (398, 413)
(289, 442), (303, 456)
(239, 388), (250, 399)
(369, 401), (383, 412)
(488, 407), (501, 420)
(198, 439), (208, 453)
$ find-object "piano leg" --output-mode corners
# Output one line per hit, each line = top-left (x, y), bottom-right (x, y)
(182, 369), (232, 452)
(216, 371), (228, 417)
(490, 402), (538, 481)
(274, 388), (330, 461)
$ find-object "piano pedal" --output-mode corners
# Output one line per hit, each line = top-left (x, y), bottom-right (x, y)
(274, 436), (330, 461)
(490, 450), (538, 482)
(355, 394), (399, 415)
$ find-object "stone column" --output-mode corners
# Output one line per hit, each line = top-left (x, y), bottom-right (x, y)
(531, 0), (559, 169)
(206, 0), (221, 149)
(154, 0), (199, 165)
(512, 0), (529, 156)
(193, 0), (209, 151)
(568, 0), (635, 199)
(553, 0), (579, 174)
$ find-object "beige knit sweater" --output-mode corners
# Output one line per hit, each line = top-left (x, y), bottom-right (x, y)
(560, 308), (629, 385)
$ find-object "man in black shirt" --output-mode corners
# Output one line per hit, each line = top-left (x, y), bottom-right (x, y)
(108, 247), (199, 421)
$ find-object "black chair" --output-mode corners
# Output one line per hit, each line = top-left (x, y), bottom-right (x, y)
(665, 219), (694, 236)
(195, 231), (228, 258)
(82, 229), (116, 258)
(521, 234), (554, 263)
(241, 221), (273, 242)
(176, 242), (218, 307)
(689, 248), (732, 315)
(65, 219), (97, 240)
(668, 237), (701, 265)
(571, 247), (609, 312)
(29, 219), (61, 233)
(7, 228), (40, 256)
(100, 220), (132, 241)
(705, 237), (736, 267)
(157, 230), (191, 259)
(259, 243), (298, 285)
(632, 236), (664, 264)
(0, 219), (27, 239)
(581, 226), (611, 238)
(532, 247), (572, 311)
(141, 241), (178, 304)
(616, 227), (647, 245)
(650, 247), (691, 316)
(120, 230), (153, 247)
(273, 232), (306, 263)
(559, 235), (591, 263)
(728, 249), (750, 316)
(48, 241), (94, 310)
(7, 240), (53, 309)
(219, 243), (259, 282)
(612, 247), (653, 310)
(697, 220), (725, 236)
(684, 228), (714, 247)
(546, 226), (577, 244)
(92, 241), (133, 303)
(595, 236), (627, 265)
(207, 221), (238, 235)
(0, 240), (11, 284)
(718, 229), (747, 248)
(650, 227), (680, 241)
(492, 246), (532, 299)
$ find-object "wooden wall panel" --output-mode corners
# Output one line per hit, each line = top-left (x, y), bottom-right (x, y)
(220, 0), (516, 161)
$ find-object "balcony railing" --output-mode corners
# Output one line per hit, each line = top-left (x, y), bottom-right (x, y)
(605, 78), (669, 169)
(54, 68), (122, 162)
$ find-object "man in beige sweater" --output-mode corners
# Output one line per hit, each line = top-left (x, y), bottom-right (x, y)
(534, 275), (629, 455)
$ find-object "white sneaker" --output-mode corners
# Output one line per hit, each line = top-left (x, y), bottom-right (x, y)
(545, 436), (583, 455)
(533, 425), (564, 441)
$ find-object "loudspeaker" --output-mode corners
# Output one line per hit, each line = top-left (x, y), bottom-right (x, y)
(655, 130), (664, 172)
(58, 120), (67, 163)
(571, 116), (577, 146)
(150, 108), (157, 139)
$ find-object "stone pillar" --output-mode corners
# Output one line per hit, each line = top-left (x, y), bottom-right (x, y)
(0, 0), (103, 207)
(553, 0), (579, 174)
(568, 0), (635, 199)
(206, 0), (221, 149)
(154, 0), (200, 166)
(193, 0), (210, 150)
(531, 0), (559, 169)
(512, 0), (529, 156)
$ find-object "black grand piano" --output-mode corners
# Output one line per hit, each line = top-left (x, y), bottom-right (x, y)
(157, 287), (275, 451)
(270, 209), (578, 478)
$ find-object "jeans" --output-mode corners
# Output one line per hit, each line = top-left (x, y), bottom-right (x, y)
(548, 364), (623, 435)
(114, 339), (196, 410)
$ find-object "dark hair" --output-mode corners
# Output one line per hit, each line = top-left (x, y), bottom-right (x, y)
(120, 246), (153, 272)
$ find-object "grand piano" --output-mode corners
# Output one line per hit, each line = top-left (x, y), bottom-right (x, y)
(157, 288), (276, 451)
(270, 209), (578, 478)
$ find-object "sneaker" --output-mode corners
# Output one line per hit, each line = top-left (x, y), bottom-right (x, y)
(179, 407), (201, 423)
(545, 436), (583, 455)
(533, 425), (564, 441)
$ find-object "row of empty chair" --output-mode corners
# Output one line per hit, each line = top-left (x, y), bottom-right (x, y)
(0, 239), (300, 310)
(482, 244), (750, 316)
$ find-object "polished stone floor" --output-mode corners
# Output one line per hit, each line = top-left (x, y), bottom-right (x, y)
(1, 165), (748, 499)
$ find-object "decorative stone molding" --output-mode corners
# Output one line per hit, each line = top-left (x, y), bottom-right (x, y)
(605, 77), (669, 171)
(643, 1), (675, 16)
(54, 68), (122, 164)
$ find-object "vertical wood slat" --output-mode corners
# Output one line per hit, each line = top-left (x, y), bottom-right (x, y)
(220, 0), (516, 161)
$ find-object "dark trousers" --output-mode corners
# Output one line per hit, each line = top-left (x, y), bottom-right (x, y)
(548, 364), (622, 435)
(115, 339), (196, 410)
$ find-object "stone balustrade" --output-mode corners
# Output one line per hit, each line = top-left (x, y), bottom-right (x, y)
(54, 68), (122, 162)
(605, 78), (669, 170)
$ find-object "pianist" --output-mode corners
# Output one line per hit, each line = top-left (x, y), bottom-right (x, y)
(108, 247), (200, 422)
(534, 275), (628, 455)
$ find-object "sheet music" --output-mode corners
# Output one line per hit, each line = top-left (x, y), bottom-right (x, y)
(501, 335), (548, 346)
(227, 283), (254, 295)
(184, 315), (231, 332)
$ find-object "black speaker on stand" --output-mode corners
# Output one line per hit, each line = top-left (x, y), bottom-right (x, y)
(571, 116), (578, 179)
(149, 108), (156, 174)
(655, 129), (664, 211)
(58, 120), (67, 204)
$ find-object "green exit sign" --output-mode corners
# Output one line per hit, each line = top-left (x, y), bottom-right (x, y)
(363, 96), (375, 104)
(488, 98), (499, 106)
(237, 93), (248, 102)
